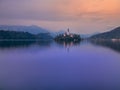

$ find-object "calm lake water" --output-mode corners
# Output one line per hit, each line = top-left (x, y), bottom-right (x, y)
(0, 40), (120, 90)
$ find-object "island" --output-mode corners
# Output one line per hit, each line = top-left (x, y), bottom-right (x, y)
(54, 29), (81, 43)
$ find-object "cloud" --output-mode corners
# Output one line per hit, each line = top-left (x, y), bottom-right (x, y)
(0, 0), (120, 33)
(0, 0), (120, 22)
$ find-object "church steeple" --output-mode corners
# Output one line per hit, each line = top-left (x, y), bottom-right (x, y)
(67, 28), (70, 35)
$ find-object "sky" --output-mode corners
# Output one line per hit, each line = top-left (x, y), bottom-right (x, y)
(0, 0), (120, 33)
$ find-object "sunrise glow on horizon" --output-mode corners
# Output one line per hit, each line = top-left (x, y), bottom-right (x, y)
(0, 0), (120, 33)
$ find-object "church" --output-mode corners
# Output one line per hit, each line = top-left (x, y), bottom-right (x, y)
(54, 28), (81, 42)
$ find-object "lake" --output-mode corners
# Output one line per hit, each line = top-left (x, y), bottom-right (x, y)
(0, 40), (120, 90)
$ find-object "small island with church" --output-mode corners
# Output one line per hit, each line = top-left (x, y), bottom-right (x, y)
(54, 28), (81, 43)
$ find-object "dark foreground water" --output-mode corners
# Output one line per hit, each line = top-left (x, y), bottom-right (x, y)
(0, 40), (120, 90)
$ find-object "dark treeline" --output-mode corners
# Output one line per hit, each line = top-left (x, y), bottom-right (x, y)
(0, 30), (35, 39)
(0, 30), (53, 40)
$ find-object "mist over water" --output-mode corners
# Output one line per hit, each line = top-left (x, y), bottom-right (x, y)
(0, 40), (120, 90)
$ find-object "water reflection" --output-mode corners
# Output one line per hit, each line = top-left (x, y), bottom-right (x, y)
(90, 40), (120, 53)
(0, 40), (120, 90)
(1, 40), (120, 54)
(0, 40), (53, 49)
(55, 40), (80, 47)
(55, 40), (81, 52)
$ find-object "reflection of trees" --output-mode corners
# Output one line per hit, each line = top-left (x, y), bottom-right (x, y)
(56, 40), (80, 46)
(55, 40), (81, 52)
(0, 40), (53, 49)
(90, 40), (120, 53)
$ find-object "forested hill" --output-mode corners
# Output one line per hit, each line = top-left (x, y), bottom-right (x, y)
(90, 27), (120, 39)
(0, 30), (53, 40)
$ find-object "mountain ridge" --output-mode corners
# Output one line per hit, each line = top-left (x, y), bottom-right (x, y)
(0, 25), (49, 34)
